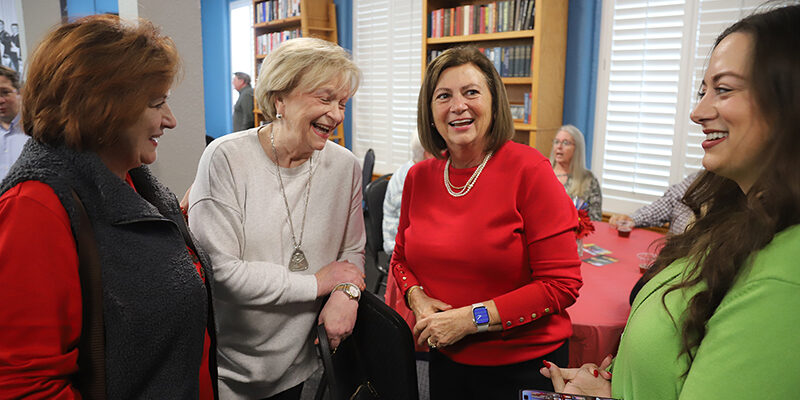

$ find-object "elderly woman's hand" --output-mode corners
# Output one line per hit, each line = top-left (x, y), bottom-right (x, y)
(317, 291), (359, 350)
(314, 261), (365, 297)
(540, 355), (613, 397)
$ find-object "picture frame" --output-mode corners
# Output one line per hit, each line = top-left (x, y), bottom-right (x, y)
(509, 103), (525, 122)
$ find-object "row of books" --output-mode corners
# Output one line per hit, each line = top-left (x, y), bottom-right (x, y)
(256, 29), (301, 56)
(255, 0), (301, 24)
(428, 0), (535, 38)
(428, 45), (531, 78)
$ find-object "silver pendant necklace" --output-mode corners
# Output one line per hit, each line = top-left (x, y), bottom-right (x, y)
(270, 128), (313, 271)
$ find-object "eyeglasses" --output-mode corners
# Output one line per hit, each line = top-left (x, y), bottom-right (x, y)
(553, 139), (574, 147)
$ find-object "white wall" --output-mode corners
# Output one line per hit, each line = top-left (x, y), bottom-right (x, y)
(18, 0), (60, 63)
(134, 0), (207, 197)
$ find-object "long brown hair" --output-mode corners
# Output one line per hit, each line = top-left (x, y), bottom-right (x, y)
(642, 4), (800, 367)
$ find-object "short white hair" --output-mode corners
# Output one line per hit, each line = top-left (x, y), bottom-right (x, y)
(254, 38), (361, 122)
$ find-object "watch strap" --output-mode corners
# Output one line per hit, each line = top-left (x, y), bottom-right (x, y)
(331, 282), (361, 301)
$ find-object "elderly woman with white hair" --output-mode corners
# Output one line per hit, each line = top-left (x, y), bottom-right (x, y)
(550, 124), (602, 221)
(188, 38), (366, 400)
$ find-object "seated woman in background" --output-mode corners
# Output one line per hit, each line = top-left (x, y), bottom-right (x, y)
(550, 124), (602, 221)
(392, 46), (582, 399)
(542, 5), (800, 399)
(0, 15), (216, 398)
(188, 38), (366, 400)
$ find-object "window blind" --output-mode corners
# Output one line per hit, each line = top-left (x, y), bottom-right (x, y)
(352, 0), (422, 176)
(594, 0), (764, 214)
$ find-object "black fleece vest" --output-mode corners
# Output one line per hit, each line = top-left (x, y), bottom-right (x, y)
(1, 139), (216, 399)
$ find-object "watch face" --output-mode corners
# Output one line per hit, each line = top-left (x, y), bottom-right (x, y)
(346, 285), (360, 298)
(473, 307), (490, 324)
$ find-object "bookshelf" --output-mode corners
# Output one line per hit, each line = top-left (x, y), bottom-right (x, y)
(252, 0), (345, 146)
(422, 0), (568, 156)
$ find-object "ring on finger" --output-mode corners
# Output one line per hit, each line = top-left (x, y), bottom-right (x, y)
(427, 337), (437, 348)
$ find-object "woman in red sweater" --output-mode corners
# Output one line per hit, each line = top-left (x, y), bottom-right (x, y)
(0, 15), (215, 399)
(390, 46), (582, 399)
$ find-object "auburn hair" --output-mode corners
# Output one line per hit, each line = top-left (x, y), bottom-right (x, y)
(23, 14), (180, 151)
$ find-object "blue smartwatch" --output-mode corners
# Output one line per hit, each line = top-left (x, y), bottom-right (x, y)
(472, 303), (490, 332)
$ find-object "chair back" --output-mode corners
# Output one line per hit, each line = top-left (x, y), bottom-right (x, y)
(363, 174), (392, 292)
(363, 174), (391, 258)
(317, 291), (419, 400)
(362, 149), (375, 196)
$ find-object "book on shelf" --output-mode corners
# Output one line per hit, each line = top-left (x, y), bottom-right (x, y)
(428, 0), (535, 38)
(427, 45), (530, 78)
(256, 29), (301, 56)
(255, 0), (301, 24)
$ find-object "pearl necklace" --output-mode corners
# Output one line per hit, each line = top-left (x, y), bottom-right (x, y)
(443, 151), (493, 197)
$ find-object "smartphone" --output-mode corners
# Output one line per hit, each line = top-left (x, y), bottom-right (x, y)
(520, 389), (618, 400)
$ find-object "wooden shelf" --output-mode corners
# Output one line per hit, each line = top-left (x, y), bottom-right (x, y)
(503, 77), (532, 84)
(427, 30), (534, 44)
(253, 15), (301, 30)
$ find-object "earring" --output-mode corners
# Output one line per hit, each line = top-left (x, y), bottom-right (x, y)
(276, 113), (283, 120)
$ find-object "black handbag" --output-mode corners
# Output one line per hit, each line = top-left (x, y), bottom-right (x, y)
(316, 323), (379, 400)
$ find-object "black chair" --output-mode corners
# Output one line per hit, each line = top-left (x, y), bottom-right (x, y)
(362, 149), (375, 198)
(363, 174), (392, 293)
(315, 290), (419, 400)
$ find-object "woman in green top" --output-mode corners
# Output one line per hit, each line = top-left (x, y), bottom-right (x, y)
(541, 5), (800, 399)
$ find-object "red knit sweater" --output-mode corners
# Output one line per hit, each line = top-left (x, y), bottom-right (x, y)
(391, 141), (582, 366)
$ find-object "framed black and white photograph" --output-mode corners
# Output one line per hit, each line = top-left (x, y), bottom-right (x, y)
(509, 103), (525, 121)
(0, 0), (22, 75)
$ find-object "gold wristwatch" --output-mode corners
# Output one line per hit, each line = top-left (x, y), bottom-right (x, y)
(331, 282), (361, 301)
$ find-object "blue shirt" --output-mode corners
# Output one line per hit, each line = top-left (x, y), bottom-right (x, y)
(0, 113), (27, 181)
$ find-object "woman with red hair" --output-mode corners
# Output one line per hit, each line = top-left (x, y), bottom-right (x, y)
(0, 15), (216, 399)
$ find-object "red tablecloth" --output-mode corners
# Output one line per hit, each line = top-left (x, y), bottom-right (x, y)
(383, 222), (665, 361)
(567, 222), (664, 367)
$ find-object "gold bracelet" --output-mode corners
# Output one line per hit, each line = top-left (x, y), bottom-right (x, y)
(405, 285), (424, 306)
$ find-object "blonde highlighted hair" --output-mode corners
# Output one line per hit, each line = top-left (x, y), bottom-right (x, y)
(255, 38), (361, 122)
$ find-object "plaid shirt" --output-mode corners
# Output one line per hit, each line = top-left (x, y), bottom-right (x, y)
(632, 171), (700, 235)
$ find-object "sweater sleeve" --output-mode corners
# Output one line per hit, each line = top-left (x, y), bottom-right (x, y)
(188, 144), (318, 306)
(586, 173), (603, 222)
(679, 278), (800, 399)
(336, 156), (366, 271)
(493, 160), (583, 330)
(389, 166), (420, 297)
(0, 182), (81, 399)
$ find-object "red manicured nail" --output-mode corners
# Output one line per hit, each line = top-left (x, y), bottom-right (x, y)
(543, 360), (551, 368)
(593, 370), (599, 377)
(608, 371), (613, 378)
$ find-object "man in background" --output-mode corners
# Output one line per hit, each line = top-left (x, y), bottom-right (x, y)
(609, 170), (701, 235)
(232, 72), (255, 132)
(0, 66), (24, 181)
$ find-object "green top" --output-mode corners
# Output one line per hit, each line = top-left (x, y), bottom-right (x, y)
(612, 223), (800, 399)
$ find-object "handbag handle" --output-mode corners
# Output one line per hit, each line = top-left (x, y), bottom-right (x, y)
(71, 189), (106, 400)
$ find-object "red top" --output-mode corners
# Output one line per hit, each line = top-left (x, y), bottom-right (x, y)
(0, 180), (213, 399)
(391, 141), (582, 366)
